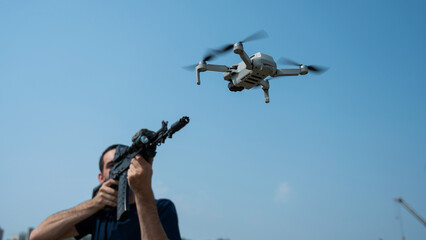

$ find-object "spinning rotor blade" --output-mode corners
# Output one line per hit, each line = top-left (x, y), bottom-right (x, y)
(215, 44), (234, 54)
(183, 51), (221, 70)
(182, 64), (198, 71)
(278, 58), (300, 66)
(203, 54), (214, 62)
(203, 30), (269, 61)
(278, 57), (328, 74)
(306, 65), (328, 74)
(184, 30), (268, 70)
(183, 48), (219, 70)
(201, 47), (228, 62)
(217, 30), (268, 53)
(202, 48), (218, 62)
(241, 30), (269, 43)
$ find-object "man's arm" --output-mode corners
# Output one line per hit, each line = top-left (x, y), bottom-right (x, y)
(128, 155), (169, 240)
(30, 179), (119, 240)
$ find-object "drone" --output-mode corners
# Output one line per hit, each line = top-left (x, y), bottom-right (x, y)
(185, 31), (327, 103)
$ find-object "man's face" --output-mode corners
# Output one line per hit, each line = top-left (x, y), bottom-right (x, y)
(98, 148), (116, 183)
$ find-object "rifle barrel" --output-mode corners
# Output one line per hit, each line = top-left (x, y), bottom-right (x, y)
(169, 116), (190, 136)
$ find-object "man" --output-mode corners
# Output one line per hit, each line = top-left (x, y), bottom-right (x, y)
(30, 144), (182, 240)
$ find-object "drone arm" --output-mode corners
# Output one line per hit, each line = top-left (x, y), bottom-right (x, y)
(205, 64), (229, 72)
(233, 42), (252, 70)
(238, 52), (252, 70)
(273, 66), (308, 77)
(272, 68), (301, 77)
(196, 62), (229, 85)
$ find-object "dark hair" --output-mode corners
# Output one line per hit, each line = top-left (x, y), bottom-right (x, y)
(99, 144), (122, 173)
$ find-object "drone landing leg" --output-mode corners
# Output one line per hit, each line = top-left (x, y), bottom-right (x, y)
(260, 79), (270, 103)
(263, 89), (270, 103)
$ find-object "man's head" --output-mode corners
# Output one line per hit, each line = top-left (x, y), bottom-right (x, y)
(98, 144), (123, 183)
(98, 143), (155, 183)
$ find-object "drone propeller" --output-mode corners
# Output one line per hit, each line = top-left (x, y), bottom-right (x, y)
(182, 64), (198, 71)
(202, 49), (217, 62)
(182, 49), (217, 71)
(183, 30), (268, 71)
(278, 58), (299, 66)
(242, 30), (269, 43)
(278, 57), (328, 74)
(202, 30), (269, 62)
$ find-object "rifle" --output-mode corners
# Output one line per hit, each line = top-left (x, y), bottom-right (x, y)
(92, 116), (190, 221)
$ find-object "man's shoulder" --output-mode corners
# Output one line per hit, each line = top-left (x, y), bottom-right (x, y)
(155, 198), (181, 240)
(155, 198), (178, 218)
(156, 198), (174, 205)
(156, 198), (177, 211)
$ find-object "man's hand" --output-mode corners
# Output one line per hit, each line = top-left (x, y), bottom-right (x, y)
(31, 180), (118, 240)
(93, 179), (118, 209)
(128, 155), (169, 240)
(127, 155), (153, 198)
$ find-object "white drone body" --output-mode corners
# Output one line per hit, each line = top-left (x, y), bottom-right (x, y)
(195, 42), (309, 103)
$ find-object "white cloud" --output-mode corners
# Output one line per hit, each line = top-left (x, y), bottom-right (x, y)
(274, 182), (290, 203)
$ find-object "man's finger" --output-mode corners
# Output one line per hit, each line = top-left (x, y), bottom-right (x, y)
(104, 199), (117, 207)
(101, 186), (117, 195)
(104, 179), (118, 187)
(101, 193), (117, 203)
(131, 157), (143, 169)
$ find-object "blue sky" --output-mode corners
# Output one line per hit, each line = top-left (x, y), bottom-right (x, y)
(1, 0), (425, 239)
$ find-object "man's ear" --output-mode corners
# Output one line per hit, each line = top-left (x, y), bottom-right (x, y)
(98, 172), (105, 183)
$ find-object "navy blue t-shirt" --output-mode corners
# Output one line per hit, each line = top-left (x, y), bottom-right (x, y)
(75, 199), (181, 240)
